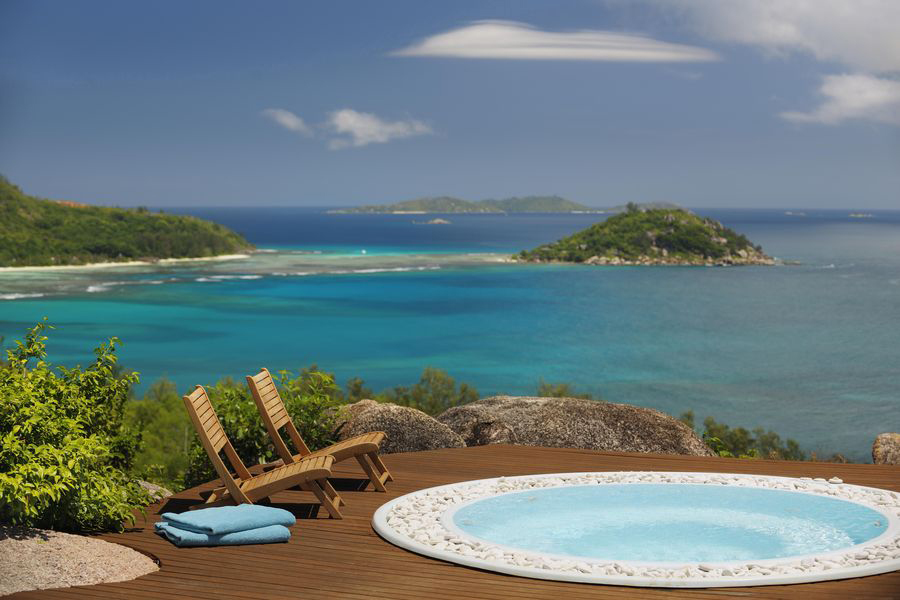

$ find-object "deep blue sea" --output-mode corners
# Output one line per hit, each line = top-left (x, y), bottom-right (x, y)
(2, 208), (898, 462)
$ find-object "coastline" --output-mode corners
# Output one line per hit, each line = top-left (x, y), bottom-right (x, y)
(0, 253), (251, 273)
(513, 256), (777, 267)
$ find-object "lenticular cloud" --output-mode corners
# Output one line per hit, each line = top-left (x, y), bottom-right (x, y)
(391, 20), (719, 63)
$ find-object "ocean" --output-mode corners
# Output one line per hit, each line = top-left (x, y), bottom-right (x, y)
(1, 208), (898, 462)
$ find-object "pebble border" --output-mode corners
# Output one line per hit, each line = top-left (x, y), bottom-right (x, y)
(372, 472), (900, 588)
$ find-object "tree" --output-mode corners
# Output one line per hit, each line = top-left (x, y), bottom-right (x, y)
(379, 368), (478, 415)
(536, 379), (595, 400)
(126, 379), (193, 490)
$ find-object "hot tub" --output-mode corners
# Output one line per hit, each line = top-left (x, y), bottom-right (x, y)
(372, 472), (900, 587)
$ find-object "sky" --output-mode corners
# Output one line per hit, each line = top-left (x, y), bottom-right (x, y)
(1, 0), (898, 209)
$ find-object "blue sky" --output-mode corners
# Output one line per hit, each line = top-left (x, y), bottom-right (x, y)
(1, 0), (898, 208)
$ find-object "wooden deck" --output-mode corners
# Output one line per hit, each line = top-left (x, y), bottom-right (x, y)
(12, 445), (900, 599)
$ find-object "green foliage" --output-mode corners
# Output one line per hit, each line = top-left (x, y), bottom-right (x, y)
(183, 371), (344, 489)
(679, 410), (806, 460)
(536, 378), (595, 400)
(345, 376), (373, 403)
(519, 208), (764, 263)
(0, 175), (253, 267)
(0, 321), (150, 532)
(478, 196), (592, 213)
(375, 367), (478, 415)
(126, 379), (193, 491)
(272, 369), (346, 451)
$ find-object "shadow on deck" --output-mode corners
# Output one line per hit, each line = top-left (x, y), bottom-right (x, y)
(11, 445), (900, 599)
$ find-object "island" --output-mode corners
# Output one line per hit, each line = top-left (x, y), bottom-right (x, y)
(0, 176), (254, 267)
(516, 204), (773, 266)
(330, 195), (601, 214)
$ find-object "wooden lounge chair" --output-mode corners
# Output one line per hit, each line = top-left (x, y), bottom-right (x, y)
(246, 368), (393, 492)
(183, 385), (343, 518)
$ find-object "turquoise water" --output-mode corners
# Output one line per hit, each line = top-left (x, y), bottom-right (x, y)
(451, 484), (889, 563)
(1, 208), (898, 461)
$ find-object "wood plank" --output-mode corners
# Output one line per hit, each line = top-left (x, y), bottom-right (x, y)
(262, 394), (282, 411)
(257, 382), (277, 398)
(10, 445), (898, 600)
(194, 401), (213, 421)
(199, 408), (218, 429)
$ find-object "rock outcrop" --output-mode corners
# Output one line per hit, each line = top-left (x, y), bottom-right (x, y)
(872, 433), (900, 465)
(437, 395), (714, 456)
(138, 480), (173, 502)
(335, 399), (466, 454)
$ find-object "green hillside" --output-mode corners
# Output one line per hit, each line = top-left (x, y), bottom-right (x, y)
(0, 176), (254, 267)
(518, 204), (773, 266)
(478, 195), (594, 212)
(331, 195), (595, 213)
(333, 196), (500, 214)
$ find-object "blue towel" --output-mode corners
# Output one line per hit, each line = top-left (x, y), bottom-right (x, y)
(159, 504), (296, 535)
(154, 522), (291, 547)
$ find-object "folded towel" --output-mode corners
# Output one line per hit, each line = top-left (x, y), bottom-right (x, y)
(154, 522), (291, 547)
(159, 504), (296, 535)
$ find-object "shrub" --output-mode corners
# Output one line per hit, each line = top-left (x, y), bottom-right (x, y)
(376, 367), (478, 415)
(536, 379), (595, 400)
(127, 379), (193, 491)
(183, 370), (343, 488)
(0, 321), (150, 532)
(679, 410), (806, 460)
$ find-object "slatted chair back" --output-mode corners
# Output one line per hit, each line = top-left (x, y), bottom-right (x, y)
(246, 368), (311, 464)
(183, 385), (252, 503)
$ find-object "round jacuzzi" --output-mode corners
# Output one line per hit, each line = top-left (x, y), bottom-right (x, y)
(372, 472), (900, 587)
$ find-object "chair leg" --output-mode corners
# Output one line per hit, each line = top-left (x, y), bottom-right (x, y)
(369, 452), (393, 482)
(308, 479), (343, 519)
(191, 486), (238, 509)
(355, 454), (388, 492)
(322, 478), (345, 506)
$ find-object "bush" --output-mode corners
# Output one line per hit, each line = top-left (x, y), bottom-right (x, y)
(680, 410), (805, 460)
(536, 379), (595, 400)
(0, 321), (150, 532)
(376, 367), (478, 415)
(183, 370), (343, 488)
(126, 379), (193, 491)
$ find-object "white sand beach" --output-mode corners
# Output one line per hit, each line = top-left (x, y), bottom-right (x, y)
(0, 254), (251, 273)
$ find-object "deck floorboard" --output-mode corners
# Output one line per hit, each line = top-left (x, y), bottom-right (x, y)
(10, 445), (899, 599)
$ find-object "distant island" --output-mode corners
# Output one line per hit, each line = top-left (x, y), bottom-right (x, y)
(413, 218), (452, 225)
(517, 204), (773, 266)
(330, 195), (602, 214)
(0, 176), (254, 267)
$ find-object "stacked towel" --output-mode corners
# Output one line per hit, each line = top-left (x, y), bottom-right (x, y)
(155, 504), (296, 547)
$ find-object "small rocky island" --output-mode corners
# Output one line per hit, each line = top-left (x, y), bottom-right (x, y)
(517, 204), (773, 266)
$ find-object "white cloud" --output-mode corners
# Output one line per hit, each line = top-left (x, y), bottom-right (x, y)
(659, 0), (900, 73)
(649, 1), (900, 125)
(326, 109), (433, 149)
(260, 107), (433, 149)
(391, 20), (718, 63)
(260, 108), (313, 136)
(781, 74), (900, 125)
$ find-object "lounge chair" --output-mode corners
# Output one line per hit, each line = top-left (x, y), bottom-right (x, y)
(246, 368), (393, 492)
(182, 385), (343, 518)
